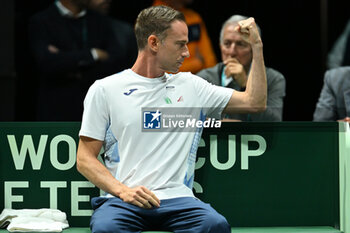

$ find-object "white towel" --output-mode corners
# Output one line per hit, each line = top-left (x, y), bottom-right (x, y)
(0, 209), (69, 232)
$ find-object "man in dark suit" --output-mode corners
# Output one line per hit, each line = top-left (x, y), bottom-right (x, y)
(28, 0), (125, 121)
(87, 0), (137, 69)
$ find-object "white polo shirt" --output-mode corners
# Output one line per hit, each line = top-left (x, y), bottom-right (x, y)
(79, 69), (233, 200)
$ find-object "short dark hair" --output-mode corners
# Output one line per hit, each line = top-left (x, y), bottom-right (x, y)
(134, 6), (185, 50)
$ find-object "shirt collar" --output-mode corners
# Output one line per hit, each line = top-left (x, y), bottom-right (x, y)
(55, 0), (86, 18)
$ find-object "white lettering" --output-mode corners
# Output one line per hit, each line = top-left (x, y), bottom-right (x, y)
(193, 181), (203, 193)
(4, 181), (29, 208)
(178, 121), (184, 127)
(171, 120), (178, 128)
(210, 135), (236, 170)
(71, 181), (95, 216)
(196, 120), (203, 128)
(50, 135), (76, 170)
(162, 119), (169, 128)
(186, 118), (196, 127)
(40, 181), (67, 209)
(203, 119), (210, 128)
(241, 135), (266, 170)
(7, 135), (48, 170)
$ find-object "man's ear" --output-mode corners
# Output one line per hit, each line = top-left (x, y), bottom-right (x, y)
(148, 35), (160, 52)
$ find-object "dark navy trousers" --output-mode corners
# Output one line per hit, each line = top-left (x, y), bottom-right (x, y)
(90, 196), (231, 233)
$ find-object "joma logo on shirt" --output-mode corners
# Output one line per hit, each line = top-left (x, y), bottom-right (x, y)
(124, 88), (138, 96)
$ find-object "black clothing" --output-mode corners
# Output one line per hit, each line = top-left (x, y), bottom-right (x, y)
(29, 4), (132, 121)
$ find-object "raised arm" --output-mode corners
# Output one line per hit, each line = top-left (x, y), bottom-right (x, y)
(223, 18), (267, 114)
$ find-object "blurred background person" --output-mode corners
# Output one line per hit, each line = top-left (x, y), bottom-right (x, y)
(153, 0), (217, 73)
(197, 15), (285, 121)
(88, 0), (137, 68)
(327, 18), (350, 69)
(313, 67), (350, 122)
(28, 0), (124, 121)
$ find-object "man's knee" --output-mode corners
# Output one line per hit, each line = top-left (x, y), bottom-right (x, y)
(90, 197), (142, 233)
(91, 219), (115, 233)
(91, 217), (128, 233)
(203, 212), (231, 233)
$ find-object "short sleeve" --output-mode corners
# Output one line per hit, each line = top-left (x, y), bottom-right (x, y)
(190, 74), (233, 119)
(79, 81), (109, 140)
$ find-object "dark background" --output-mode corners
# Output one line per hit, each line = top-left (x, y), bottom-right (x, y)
(1, 0), (350, 121)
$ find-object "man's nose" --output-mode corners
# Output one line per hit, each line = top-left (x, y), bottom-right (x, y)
(182, 46), (190, 58)
(228, 44), (237, 57)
